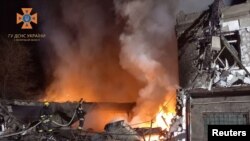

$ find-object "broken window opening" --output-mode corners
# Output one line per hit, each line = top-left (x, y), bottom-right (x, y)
(215, 31), (241, 68)
(223, 31), (241, 57)
(228, 0), (247, 5)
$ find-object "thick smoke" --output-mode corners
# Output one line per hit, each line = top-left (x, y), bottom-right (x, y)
(114, 0), (179, 123)
(32, 0), (178, 129)
(31, 0), (142, 103)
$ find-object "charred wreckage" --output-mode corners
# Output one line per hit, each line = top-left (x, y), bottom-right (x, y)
(177, 0), (250, 141)
(0, 99), (183, 141)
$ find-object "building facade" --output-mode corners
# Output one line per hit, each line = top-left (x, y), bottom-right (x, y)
(176, 1), (250, 141)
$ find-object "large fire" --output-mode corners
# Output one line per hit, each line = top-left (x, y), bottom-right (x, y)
(144, 110), (175, 141)
(35, 0), (179, 140)
(43, 89), (176, 139)
(156, 111), (175, 130)
(43, 91), (176, 137)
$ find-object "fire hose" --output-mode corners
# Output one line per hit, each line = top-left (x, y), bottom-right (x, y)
(0, 120), (42, 138)
(52, 110), (76, 127)
(52, 99), (84, 127)
(0, 110), (76, 138)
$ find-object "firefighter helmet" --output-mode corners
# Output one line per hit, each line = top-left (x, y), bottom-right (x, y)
(44, 101), (49, 106)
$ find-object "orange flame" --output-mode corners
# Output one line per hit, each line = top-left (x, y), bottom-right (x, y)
(155, 111), (175, 130)
(143, 111), (175, 141)
(132, 94), (176, 141)
(43, 77), (176, 135)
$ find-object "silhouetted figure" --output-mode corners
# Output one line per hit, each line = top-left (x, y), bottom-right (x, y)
(0, 114), (5, 132)
(38, 101), (53, 133)
(76, 99), (86, 130)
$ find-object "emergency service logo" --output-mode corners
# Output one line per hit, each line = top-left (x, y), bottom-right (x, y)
(16, 8), (37, 29)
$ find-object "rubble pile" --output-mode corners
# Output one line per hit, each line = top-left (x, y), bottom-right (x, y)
(0, 99), (185, 141)
(178, 1), (250, 90)
(0, 100), (138, 141)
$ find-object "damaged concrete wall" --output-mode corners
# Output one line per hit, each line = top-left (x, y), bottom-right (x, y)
(177, 1), (250, 90)
(177, 10), (211, 89)
(240, 28), (250, 67)
(176, 2), (250, 141)
(179, 43), (198, 89)
(176, 12), (202, 37)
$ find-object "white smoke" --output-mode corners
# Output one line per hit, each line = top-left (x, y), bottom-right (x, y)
(31, 0), (179, 129)
(31, 0), (143, 103)
(114, 0), (179, 123)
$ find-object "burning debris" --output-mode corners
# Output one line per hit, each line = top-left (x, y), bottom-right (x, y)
(0, 99), (182, 141)
(0, 0), (244, 140)
(103, 120), (140, 141)
(30, 0), (180, 139)
(0, 0), (183, 140)
(113, 0), (178, 133)
(28, 0), (180, 137)
(0, 100), (135, 140)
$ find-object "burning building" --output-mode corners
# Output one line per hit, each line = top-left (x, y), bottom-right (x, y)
(6, 0), (250, 140)
(36, 0), (179, 137)
(176, 0), (250, 141)
(0, 0), (180, 140)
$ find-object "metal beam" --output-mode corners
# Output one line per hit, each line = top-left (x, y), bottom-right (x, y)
(221, 35), (250, 76)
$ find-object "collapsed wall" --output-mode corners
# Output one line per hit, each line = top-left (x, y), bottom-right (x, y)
(177, 2), (250, 90)
(175, 1), (250, 141)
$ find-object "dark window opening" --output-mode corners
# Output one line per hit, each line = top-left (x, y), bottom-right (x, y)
(218, 31), (241, 67)
(223, 0), (247, 6)
(231, 0), (247, 5)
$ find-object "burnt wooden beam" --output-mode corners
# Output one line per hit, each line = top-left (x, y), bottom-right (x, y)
(221, 35), (250, 76)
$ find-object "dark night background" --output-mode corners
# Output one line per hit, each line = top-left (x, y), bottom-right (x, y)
(0, 0), (45, 99)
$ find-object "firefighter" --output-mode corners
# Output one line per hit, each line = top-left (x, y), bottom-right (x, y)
(38, 101), (53, 133)
(0, 114), (5, 132)
(76, 100), (86, 130)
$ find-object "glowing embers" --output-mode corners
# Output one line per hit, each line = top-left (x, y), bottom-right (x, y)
(135, 102), (176, 141)
(155, 111), (175, 131)
(144, 110), (175, 141)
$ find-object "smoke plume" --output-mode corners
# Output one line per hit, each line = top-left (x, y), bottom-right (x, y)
(114, 0), (179, 123)
(32, 0), (143, 103)
(32, 0), (179, 129)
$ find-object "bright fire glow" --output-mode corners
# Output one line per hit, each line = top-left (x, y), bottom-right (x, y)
(138, 99), (176, 141)
(43, 85), (176, 140)
(143, 111), (175, 141)
(155, 110), (175, 130)
(144, 111), (175, 141)
(145, 135), (160, 141)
